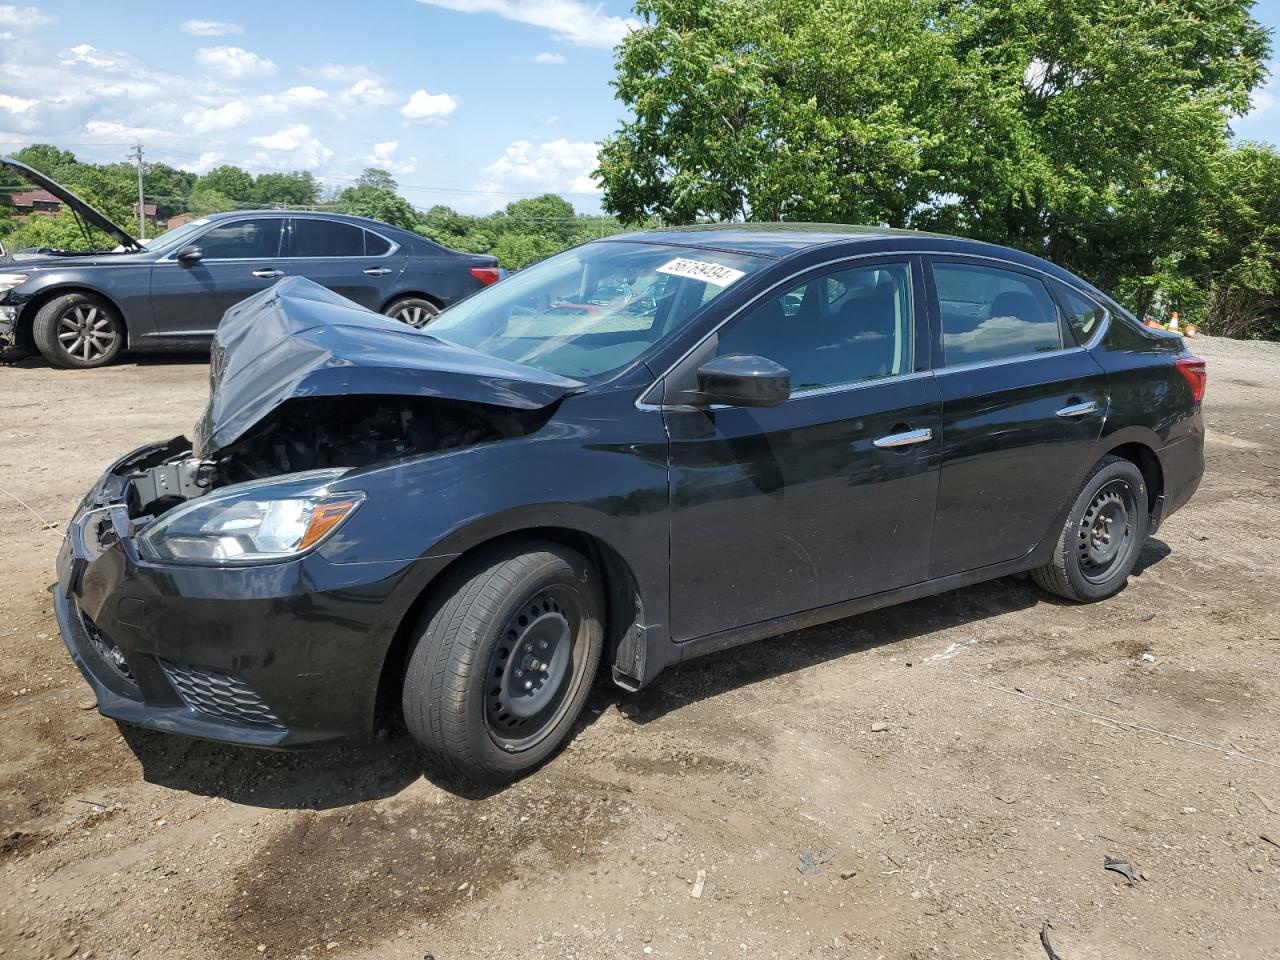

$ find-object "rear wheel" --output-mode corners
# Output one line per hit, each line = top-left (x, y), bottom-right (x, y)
(384, 296), (440, 329)
(1031, 455), (1149, 602)
(32, 292), (124, 369)
(401, 540), (603, 782)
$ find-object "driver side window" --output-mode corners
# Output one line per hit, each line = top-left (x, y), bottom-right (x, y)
(716, 262), (914, 392)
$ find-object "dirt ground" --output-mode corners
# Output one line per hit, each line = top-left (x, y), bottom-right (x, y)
(1, 336), (1278, 960)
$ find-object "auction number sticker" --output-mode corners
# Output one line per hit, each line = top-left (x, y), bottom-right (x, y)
(657, 257), (746, 287)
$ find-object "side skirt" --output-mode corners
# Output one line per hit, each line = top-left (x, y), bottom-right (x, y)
(675, 552), (1044, 663)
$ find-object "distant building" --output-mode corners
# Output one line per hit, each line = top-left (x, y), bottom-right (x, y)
(133, 201), (159, 224)
(8, 189), (62, 217)
(166, 212), (197, 229)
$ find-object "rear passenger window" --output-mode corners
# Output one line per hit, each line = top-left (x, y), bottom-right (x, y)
(717, 262), (913, 391)
(289, 219), (366, 257)
(934, 263), (1062, 365)
(1052, 281), (1106, 345)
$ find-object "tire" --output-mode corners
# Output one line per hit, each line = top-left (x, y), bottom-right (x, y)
(31, 292), (125, 369)
(384, 296), (440, 329)
(1031, 455), (1149, 602)
(402, 540), (604, 782)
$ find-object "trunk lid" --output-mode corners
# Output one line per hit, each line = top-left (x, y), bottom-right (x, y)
(1, 157), (142, 251)
(194, 276), (584, 455)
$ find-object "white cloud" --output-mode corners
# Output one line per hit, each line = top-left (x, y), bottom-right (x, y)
(281, 85), (328, 105)
(84, 119), (168, 141)
(61, 43), (116, 68)
(365, 139), (417, 175)
(251, 123), (333, 167)
(0, 93), (36, 113)
(0, 4), (52, 28)
(531, 51), (566, 65)
(310, 63), (376, 83)
(1238, 64), (1279, 126)
(181, 19), (243, 36)
(485, 138), (601, 194)
(177, 150), (221, 174)
(400, 89), (457, 124)
(343, 78), (396, 107)
(194, 45), (277, 78)
(183, 99), (252, 133)
(417, 0), (637, 48)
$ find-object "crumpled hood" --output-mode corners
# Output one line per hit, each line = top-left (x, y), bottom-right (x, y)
(194, 276), (584, 455)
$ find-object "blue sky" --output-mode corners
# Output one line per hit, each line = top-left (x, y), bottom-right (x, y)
(1, 0), (1278, 216)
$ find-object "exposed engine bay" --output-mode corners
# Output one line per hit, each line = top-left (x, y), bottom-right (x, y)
(125, 394), (552, 520)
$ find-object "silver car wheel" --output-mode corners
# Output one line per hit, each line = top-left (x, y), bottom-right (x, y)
(393, 302), (440, 329)
(56, 305), (119, 362)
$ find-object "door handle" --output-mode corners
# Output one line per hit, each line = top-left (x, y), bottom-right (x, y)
(1056, 400), (1098, 418)
(252, 269), (283, 279)
(363, 267), (393, 276)
(873, 427), (933, 449)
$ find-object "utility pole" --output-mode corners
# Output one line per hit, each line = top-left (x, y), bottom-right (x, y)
(129, 143), (145, 240)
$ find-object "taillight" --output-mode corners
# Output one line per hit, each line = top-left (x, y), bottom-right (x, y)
(468, 266), (500, 286)
(1176, 355), (1206, 402)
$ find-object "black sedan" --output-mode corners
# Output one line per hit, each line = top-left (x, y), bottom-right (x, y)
(0, 158), (499, 368)
(54, 225), (1205, 782)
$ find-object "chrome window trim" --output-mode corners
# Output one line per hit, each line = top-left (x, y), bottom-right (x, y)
(156, 216), (401, 263)
(635, 247), (1115, 412)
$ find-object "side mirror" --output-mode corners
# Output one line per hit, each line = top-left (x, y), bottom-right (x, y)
(175, 244), (203, 265)
(695, 354), (791, 408)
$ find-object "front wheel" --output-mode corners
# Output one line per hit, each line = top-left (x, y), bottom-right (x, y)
(1031, 455), (1149, 602)
(384, 296), (440, 329)
(31, 292), (125, 369)
(402, 540), (604, 782)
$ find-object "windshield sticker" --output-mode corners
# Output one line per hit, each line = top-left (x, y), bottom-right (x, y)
(657, 257), (746, 287)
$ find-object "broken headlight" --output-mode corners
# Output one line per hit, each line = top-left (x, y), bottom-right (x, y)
(0, 273), (30, 295)
(137, 470), (363, 565)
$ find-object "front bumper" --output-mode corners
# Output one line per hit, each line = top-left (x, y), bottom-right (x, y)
(55, 441), (436, 749)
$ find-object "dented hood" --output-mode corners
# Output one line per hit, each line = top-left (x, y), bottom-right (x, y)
(194, 276), (584, 455)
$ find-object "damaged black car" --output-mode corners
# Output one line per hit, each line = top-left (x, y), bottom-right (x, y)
(56, 226), (1205, 782)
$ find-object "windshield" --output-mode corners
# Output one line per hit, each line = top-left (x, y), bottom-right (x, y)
(145, 218), (212, 251)
(427, 241), (769, 378)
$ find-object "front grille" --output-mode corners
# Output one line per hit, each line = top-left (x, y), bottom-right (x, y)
(159, 661), (284, 730)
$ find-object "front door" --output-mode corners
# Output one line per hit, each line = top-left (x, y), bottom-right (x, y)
(926, 257), (1109, 578)
(664, 257), (942, 642)
(148, 217), (287, 339)
(282, 217), (405, 310)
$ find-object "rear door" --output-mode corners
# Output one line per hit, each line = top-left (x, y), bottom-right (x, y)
(926, 257), (1109, 578)
(148, 217), (287, 338)
(664, 256), (942, 642)
(282, 217), (404, 309)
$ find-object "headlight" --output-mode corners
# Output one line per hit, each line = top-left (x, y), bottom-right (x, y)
(0, 273), (30, 294)
(137, 470), (363, 565)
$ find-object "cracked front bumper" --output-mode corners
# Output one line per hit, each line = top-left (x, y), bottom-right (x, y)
(54, 441), (433, 749)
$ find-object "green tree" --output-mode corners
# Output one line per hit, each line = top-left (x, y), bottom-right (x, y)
(334, 169), (418, 229)
(198, 165), (255, 202)
(598, 0), (1269, 304)
(356, 167), (398, 192)
(186, 183), (237, 216)
(252, 171), (320, 206)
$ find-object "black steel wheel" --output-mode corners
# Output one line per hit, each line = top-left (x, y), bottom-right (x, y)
(384, 297), (440, 329)
(1032, 455), (1149, 602)
(401, 540), (603, 782)
(31, 292), (125, 369)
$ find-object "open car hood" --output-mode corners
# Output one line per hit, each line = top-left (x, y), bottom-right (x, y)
(1, 157), (141, 251)
(194, 276), (585, 455)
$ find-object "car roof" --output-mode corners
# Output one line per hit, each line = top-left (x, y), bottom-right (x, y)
(200, 209), (406, 233)
(607, 222), (1104, 296)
